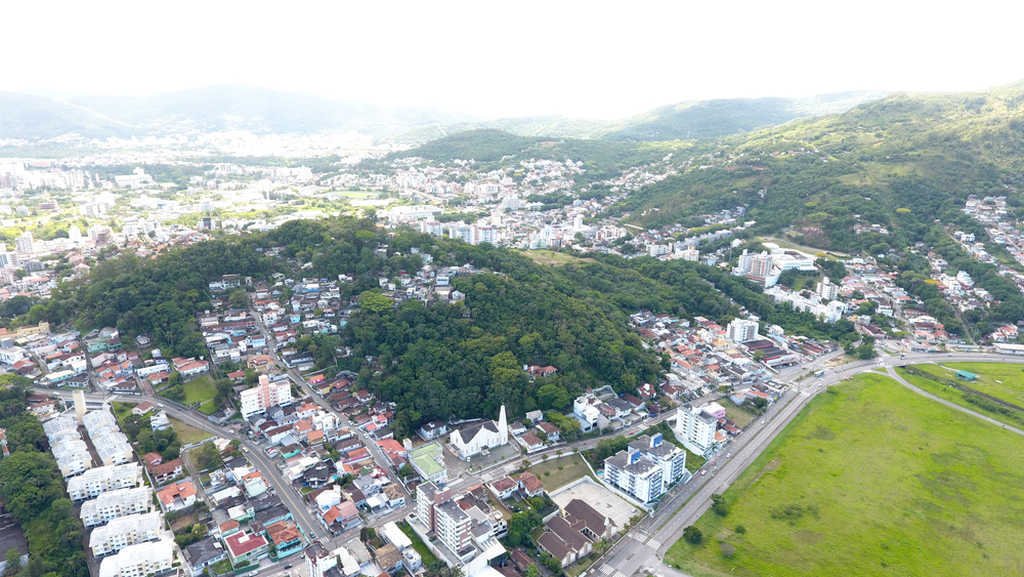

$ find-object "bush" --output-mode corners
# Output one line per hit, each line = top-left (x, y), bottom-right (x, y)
(711, 493), (729, 516)
(720, 542), (736, 559)
(734, 524), (747, 534)
(683, 526), (703, 545)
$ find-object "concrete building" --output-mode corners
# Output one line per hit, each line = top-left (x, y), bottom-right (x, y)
(68, 463), (143, 501)
(603, 434), (687, 504)
(89, 511), (164, 557)
(83, 410), (134, 466)
(81, 487), (153, 527)
(240, 374), (294, 419)
(674, 405), (719, 457)
(98, 537), (174, 577)
(726, 319), (760, 344)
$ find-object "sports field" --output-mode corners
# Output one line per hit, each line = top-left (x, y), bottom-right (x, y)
(665, 372), (1024, 577)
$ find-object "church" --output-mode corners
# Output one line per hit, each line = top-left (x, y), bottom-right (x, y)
(449, 405), (509, 461)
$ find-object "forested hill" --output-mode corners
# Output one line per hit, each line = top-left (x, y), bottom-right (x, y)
(384, 128), (672, 180)
(612, 84), (1024, 253)
(606, 92), (882, 141)
(21, 219), (851, 430)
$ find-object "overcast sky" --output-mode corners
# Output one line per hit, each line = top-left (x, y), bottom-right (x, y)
(5, 1), (1023, 119)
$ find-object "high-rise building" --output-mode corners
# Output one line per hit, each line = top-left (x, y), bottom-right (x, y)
(726, 319), (760, 343)
(603, 434), (687, 504)
(674, 406), (719, 457)
(14, 232), (33, 256)
(239, 374), (294, 419)
(817, 277), (839, 301)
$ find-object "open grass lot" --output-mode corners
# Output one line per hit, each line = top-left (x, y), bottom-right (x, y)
(528, 453), (594, 490)
(169, 417), (212, 445)
(907, 362), (1024, 407)
(722, 398), (759, 429)
(520, 249), (596, 267)
(183, 376), (218, 415)
(665, 372), (1024, 577)
(896, 363), (1024, 429)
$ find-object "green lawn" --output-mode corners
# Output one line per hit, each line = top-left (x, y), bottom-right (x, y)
(665, 372), (1024, 577)
(527, 453), (594, 490)
(722, 398), (759, 429)
(398, 521), (439, 566)
(169, 417), (213, 445)
(896, 363), (1024, 429)
(183, 376), (218, 415)
(906, 362), (1024, 407)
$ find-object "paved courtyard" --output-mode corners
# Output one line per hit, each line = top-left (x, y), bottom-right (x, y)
(550, 477), (638, 529)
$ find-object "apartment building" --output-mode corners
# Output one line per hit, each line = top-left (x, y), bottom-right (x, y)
(81, 487), (153, 527)
(83, 410), (134, 466)
(239, 374), (294, 419)
(98, 537), (175, 577)
(68, 463), (143, 501)
(604, 434), (687, 504)
(674, 405), (719, 456)
(89, 511), (164, 557)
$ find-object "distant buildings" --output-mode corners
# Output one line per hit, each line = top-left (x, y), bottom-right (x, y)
(449, 405), (508, 461)
(603, 434), (688, 504)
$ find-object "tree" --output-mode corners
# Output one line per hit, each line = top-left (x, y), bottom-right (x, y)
(4, 548), (21, 576)
(228, 288), (249, 309)
(711, 494), (729, 516)
(683, 526), (703, 545)
(505, 511), (541, 548)
(193, 443), (223, 472)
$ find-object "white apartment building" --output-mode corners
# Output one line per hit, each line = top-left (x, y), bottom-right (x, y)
(81, 487), (153, 527)
(817, 277), (839, 301)
(674, 405), (719, 457)
(726, 319), (760, 343)
(239, 374), (293, 419)
(89, 511), (164, 557)
(52, 439), (93, 478)
(98, 537), (175, 577)
(603, 434), (687, 504)
(68, 463), (143, 501)
(83, 410), (134, 466)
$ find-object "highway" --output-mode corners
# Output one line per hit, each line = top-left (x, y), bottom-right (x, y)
(583, 350), (1024, 577)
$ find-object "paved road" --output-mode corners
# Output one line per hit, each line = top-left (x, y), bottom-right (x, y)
(585, 350), (1024, 577)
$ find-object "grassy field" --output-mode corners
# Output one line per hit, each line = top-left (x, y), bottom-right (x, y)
(896, 364), (1024, 429)
(665, 372), (1024, 577)
(527, 454), (594, 490)
(904, 362), (1024, 407)
(722, 398), (760, 429)
(183, 376), (218, 415)
(520, 249), (595, 267)
(169, 417), (213, 445)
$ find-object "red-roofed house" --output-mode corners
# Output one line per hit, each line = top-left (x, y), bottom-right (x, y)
(224, 531), (270, 564)
(156, 480), (197, 512)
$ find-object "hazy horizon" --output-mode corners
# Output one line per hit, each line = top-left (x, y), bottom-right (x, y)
(5, 1), (1024, 119)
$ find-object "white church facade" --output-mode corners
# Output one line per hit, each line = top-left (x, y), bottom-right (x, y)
(449, 405), (509, 461)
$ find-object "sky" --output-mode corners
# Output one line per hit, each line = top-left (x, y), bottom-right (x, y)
(4, 0), (1024, 119)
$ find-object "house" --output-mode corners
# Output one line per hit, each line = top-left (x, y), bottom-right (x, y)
(145, 457), (183, 486)
(535, 421), (560, 442)
(224, 531), (270, 565)
(449, 405), (509, 461)
(536, 499), (614, 568)
(156, 480), (197, 513)
(517, 431), (545, 454)
(374, 543), (404, 574)
(265, 520), (303, 559)
(183, 537), (227, 577)
(489, 477), (518, 500)
(131, 401), (155, 416)
(517, 472), (545, 498)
